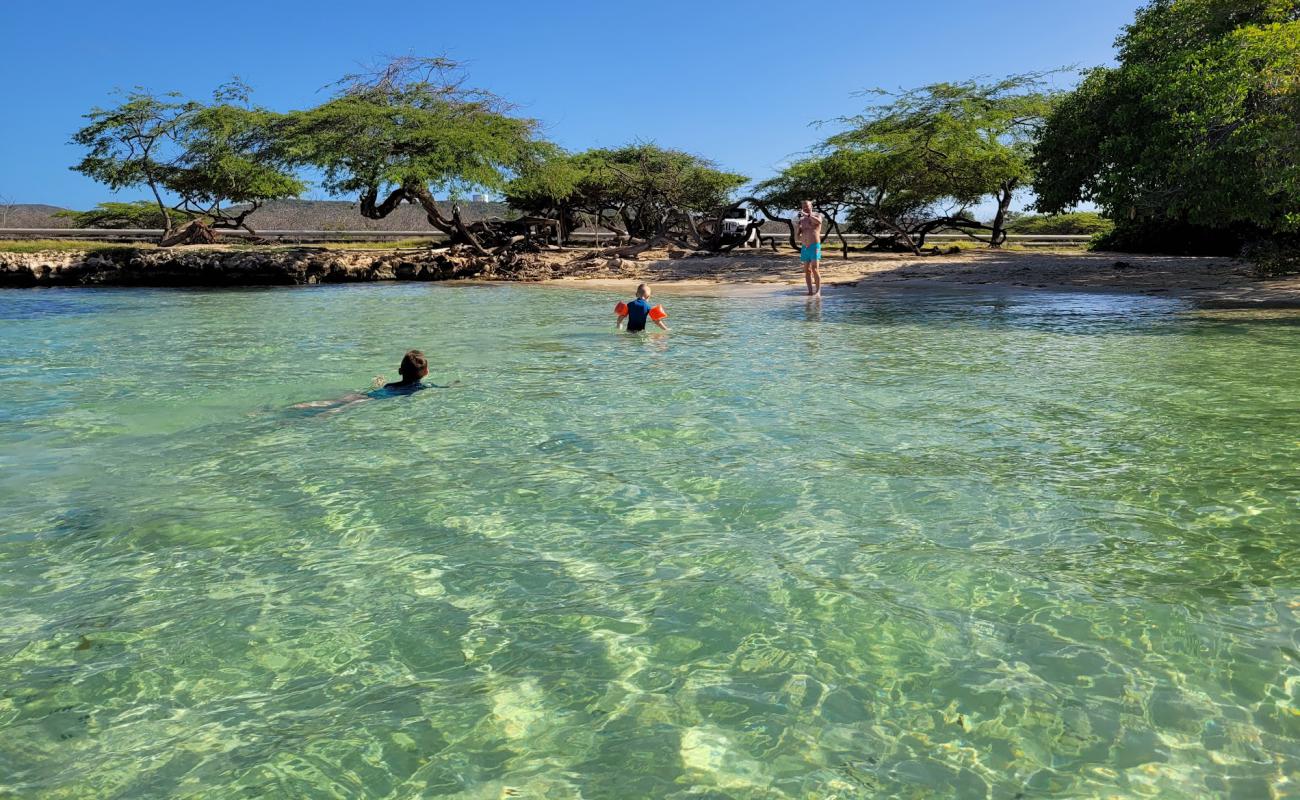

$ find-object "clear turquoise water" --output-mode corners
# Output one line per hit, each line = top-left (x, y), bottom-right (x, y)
(0, 283), (1298, 799)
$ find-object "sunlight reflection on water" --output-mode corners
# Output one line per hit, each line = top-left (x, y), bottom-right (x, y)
(0, 284), (1297, 798)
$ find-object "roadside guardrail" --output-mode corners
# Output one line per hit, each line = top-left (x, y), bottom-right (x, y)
(0, 228), (1095, 246)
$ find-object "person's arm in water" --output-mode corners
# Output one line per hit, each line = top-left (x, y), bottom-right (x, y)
(290, 392), (371, 414)
(653, 317), (669, 332)
(616, 311), (628, 331)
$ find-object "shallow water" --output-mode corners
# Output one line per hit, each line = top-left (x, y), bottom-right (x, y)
(0, 283), (1297, 799)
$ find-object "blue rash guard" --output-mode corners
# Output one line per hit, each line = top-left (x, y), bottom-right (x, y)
(368, 381), (427, 398)
(625, 298), (652, 331)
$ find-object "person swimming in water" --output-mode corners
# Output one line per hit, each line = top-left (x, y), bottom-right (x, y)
(615, 284), (669, 332)
(380, 349), (430, 392)
(291, 349), (443, 413)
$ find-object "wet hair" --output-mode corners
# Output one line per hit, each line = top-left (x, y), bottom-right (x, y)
(636, 283), (650, 298)
(398, 349), (428, 381)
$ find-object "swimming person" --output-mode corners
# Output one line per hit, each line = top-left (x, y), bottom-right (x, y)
(615, 283), (669, 332)
(795, 200), (823, 296)
(380, 349), (430, 392)
(291, 349), (441, 413)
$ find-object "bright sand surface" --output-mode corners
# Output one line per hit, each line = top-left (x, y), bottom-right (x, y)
(545, 248), (1300, 306)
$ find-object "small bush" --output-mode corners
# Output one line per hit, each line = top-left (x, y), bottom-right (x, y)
(1007, 211), (1113, 236)
(1241, 239), (1300, 279)
(54, 202), (201, 229)
(1089, 219), (1251, 255)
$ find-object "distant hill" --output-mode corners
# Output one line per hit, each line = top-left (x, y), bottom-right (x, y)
(0, 204), (74, 228)
(0, 199), (512, 231)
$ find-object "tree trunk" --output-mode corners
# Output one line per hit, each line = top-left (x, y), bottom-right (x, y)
(159, 219), (216, 247)
(360, 187), (409, 220)
(449, 204), (491, 256)
(989, 180), (1016, 248)
(877, 211), (920, 255)
(147, 181), (172, 245)
(403, 186), (458, 238)
(831, 218), (849, 260)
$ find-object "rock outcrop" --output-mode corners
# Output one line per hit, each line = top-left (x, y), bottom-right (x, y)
(0, 246), (572, 287)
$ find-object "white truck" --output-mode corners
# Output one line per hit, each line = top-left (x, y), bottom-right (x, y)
(718, 206), (760, 247)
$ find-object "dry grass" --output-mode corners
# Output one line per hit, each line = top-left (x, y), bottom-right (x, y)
(0, 239), (154, 254)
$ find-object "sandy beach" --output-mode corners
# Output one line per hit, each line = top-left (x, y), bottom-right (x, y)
(4, 244), (1299, 307)
(544, 247), (1300, 307)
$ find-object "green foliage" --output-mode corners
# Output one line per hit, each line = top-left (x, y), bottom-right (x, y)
(505, 148), (585, 213)
(762, 75), (1058, 249)
(829, 75), (1056, 200)
(167, 82), (304, 220)
(1005, 211), (1114, 235)
(506, 143), (746, 238)
(70, 83), (303, 236)
(1242, 236), (1300, 278)
(1033, 0), (1300, 246)
(760, 148), (951, 242)
(758, 152), (867, 214)
(70, 89), (191, 206)
(286, 58), (544, 208)
(1090, 218), (1259, 255)
(54, 201), (197, 229)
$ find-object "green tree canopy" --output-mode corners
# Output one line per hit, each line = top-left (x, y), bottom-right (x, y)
(285, 57), (547, 251)
(70, 89), (192, 237)
(70, 83), (302, 243)
(507, 143), (747, 243)
(54, 200), (198, 229)
(1032, 0), (1300, 251)
(165, 81), (303, 232)
(762, 75), (1058, 252)
(1004, 210), (1114, 235)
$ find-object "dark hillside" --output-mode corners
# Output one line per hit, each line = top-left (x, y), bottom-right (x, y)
(0, 199), (511, 230)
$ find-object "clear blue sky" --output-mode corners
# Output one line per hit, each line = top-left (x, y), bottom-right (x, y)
(2, 0), (1145, 209)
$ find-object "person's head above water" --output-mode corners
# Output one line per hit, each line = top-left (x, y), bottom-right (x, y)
(398, 349), (429, 383)
(636, 283), (651, 300)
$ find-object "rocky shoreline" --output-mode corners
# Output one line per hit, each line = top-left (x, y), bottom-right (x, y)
(0, 246), (572, 287)
(3, 246), (1298, 308)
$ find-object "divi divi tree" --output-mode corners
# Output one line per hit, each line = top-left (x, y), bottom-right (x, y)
(506, 143), (753, 253)
(284, 57), (554, 255)
(764, 75), (1057, 254)
(70, 83), (301, 245)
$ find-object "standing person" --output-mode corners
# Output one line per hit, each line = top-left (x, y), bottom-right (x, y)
(795, 200), (823, 296)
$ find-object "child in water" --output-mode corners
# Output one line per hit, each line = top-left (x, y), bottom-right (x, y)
(615, 284), (669, 332)
(379, 349), (430, 392)
(291, 349), (439, 413)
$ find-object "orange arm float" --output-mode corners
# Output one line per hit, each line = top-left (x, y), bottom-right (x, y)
(649, 305), (667, 321)
(615, 301), (628, 315)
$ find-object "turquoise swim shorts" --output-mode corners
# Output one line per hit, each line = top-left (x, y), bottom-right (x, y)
(800, 243), (822, 262)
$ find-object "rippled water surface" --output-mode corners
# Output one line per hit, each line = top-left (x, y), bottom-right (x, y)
(1, 284), (1298, 799)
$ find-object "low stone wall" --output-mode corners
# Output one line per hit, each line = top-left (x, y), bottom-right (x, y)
(0, 247), (560, 287)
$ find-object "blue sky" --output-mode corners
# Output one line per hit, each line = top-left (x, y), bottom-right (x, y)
(3, 0), (1145, 209)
